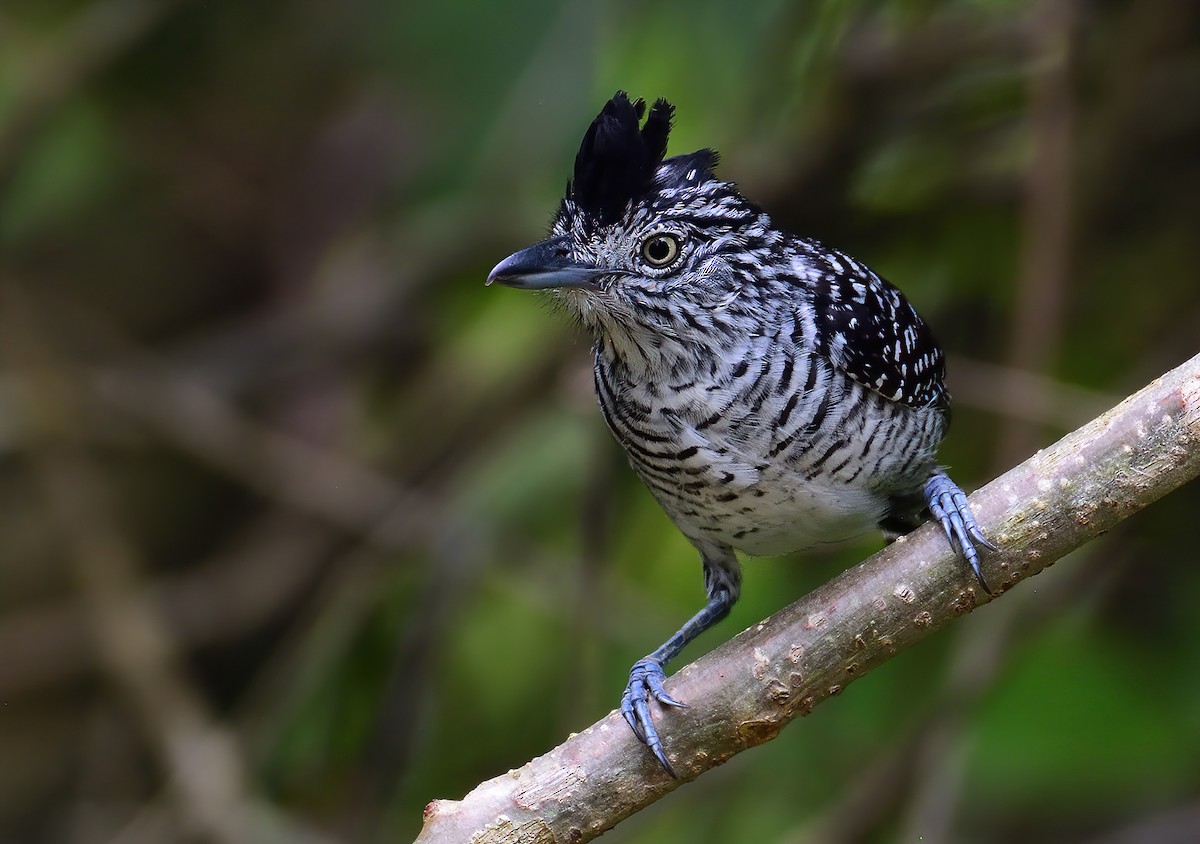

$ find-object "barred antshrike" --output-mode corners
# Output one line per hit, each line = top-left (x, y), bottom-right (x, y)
(488, 92), (993, 775)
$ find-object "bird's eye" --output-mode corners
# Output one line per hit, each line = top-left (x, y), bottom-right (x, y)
(640, 233), (682, 268)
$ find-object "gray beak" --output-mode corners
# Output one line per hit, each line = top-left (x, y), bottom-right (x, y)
(486, 236), (607, 290)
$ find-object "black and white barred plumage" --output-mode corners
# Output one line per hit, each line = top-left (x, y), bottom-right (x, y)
(488, 92), (992, 775)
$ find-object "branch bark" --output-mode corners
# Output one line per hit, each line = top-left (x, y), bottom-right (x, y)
(415, 352), (1200, 844)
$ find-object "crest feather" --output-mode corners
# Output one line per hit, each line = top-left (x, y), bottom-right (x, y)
(571, 91), (675, 222)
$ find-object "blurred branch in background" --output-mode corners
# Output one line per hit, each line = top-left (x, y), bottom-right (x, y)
(1083, 802), (1200, 844)
(996, 0), (1078, 469)
(0, 513), (335, 699)
(946, 356), (1111, 431)
(0, 284), (255, 844)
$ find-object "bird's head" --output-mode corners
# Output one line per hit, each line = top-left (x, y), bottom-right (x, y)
(488, 92), (770, 347)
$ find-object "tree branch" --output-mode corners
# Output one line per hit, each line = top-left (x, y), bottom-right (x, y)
(415, 352), (1200, 844)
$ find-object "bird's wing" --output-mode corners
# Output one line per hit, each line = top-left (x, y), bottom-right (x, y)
(803, 244), (949, 413)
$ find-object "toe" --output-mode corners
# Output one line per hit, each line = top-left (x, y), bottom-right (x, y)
(621, 658), (681, 775)
(924, 469), (997, 592)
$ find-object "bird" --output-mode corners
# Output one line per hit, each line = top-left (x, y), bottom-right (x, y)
(486, 91), (994, 776)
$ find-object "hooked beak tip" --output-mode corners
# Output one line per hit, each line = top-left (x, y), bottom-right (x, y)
(486, 236), (605, 290)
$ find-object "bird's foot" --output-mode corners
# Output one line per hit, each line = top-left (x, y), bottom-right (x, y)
(924, 469), (998, 594)
(620, 657), (685, 776)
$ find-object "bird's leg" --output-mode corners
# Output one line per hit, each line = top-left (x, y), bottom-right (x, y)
(621, 551), (740, 777)
(924, 468), (997, 593)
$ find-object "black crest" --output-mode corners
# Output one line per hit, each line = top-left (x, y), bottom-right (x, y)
(571, 91), (674, 222)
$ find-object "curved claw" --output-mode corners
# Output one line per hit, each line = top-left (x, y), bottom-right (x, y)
(620, 657), (684, 777)
(924, 470), (995, 595)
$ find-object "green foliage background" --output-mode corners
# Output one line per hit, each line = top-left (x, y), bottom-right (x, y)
(1, 1), (1198, 842)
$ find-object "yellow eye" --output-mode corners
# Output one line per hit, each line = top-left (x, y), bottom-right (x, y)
(640, 233), (682, 268)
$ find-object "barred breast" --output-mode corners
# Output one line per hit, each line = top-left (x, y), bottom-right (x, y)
(593, 327), (946, 557)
